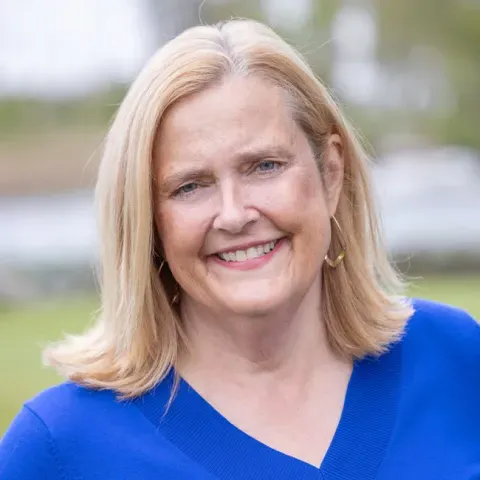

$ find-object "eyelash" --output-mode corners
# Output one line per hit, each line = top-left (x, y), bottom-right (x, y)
(173, 182), (200, 199)
(253, 160), (282, 174)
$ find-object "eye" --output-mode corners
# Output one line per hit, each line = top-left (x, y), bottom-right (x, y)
(255, 160), (280, 173)
(173, 182), (199, 198)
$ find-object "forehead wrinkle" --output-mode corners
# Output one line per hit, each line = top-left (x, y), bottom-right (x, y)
(155, 128), (300, 193)
(158, 142), (296, 188)
(154, 77), (302, 184)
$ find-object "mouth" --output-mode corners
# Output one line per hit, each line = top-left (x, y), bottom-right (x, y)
(213, 238), (284, 263)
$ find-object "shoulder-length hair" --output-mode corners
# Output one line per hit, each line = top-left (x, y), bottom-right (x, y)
(44, 19), (412, 398)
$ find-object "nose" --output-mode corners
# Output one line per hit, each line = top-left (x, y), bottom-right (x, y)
(212, 180), (259, 234)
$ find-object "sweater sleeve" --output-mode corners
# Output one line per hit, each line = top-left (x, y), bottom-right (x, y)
(0, 405), (65, 480)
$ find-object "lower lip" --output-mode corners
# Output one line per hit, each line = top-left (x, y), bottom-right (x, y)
(210, 238), (287, 271)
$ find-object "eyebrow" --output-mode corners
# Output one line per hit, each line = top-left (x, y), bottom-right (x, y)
(159, 144), (295, 191)
(238, 145), (295, 163)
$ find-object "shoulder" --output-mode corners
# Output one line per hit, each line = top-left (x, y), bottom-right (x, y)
(0, 382), (141, 479)
(406, 298), (480, 352)
(21, 381), (145, 442)
(0, 403), (64, 479)
(401, 298), (480, 378)
(18, 381), (122, 435)
(0, 383), (90, 479)
(25, 380), (118, 422)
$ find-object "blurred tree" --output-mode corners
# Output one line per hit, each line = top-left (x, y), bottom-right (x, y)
(374, 0), (480, 150)
(140, 0), (480, 152)
(143, 0), (339, 89)
(143, 0), (204, 47)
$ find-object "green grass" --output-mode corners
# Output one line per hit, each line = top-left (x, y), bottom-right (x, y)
(1, 275), (479, 435)
(407, 275), (480, 315)
(0, 296), (99, 434)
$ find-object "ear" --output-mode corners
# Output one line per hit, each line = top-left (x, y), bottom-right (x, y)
(322, 133), (344, 217)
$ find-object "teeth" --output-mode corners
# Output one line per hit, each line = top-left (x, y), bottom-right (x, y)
(217, 240), (279, 262)
(236, 250), (246, 261)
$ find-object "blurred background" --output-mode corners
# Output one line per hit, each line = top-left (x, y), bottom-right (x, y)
(1, 0), (479, 434)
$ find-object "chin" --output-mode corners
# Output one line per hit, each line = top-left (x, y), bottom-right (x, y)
(217, 286), (289, 317)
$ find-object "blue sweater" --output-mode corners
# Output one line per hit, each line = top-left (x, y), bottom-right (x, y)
(1, 299), (480, 479)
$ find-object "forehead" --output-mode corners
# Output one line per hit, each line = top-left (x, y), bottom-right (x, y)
(154, 76), (300, 175)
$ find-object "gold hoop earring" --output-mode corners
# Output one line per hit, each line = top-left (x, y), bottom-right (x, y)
(158, 259), (180, 305)
(158, 259), (165, 275)
(325, 215), (346, 268)
(171, 286), (180, 306)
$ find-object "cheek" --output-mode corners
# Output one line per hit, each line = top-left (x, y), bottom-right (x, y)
(263, 165), (328, 233)
(155, 204), (208, 262)
(261, 166), (331, 266)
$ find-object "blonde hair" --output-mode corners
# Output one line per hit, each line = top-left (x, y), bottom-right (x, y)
(44, 19), (412, 398)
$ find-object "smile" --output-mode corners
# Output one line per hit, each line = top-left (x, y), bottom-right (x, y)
(216, 240), (279, 262)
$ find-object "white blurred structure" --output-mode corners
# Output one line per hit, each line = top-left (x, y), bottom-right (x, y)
(372, 147), (480, 255)
(0, 191), (96, 267)
(0, 0), (150, 97)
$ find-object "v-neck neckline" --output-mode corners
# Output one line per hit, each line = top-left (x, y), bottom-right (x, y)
(134, 342), (402, 480)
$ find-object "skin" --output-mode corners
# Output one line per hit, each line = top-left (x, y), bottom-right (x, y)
(154, 75), (352, 467)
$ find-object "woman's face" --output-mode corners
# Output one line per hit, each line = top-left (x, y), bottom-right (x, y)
(154, 76), (343, 317)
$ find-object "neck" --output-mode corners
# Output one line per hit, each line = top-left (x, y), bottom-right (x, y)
(178, 275), (341, 389)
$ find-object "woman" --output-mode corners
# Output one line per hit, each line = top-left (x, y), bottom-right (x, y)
(1, 19), (479, 480)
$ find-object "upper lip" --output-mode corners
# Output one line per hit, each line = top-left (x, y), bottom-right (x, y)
(212, 238), (283, 255)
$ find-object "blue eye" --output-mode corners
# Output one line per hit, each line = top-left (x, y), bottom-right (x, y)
(174, 182), (198, 198)
(256, 160), (278, 172)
